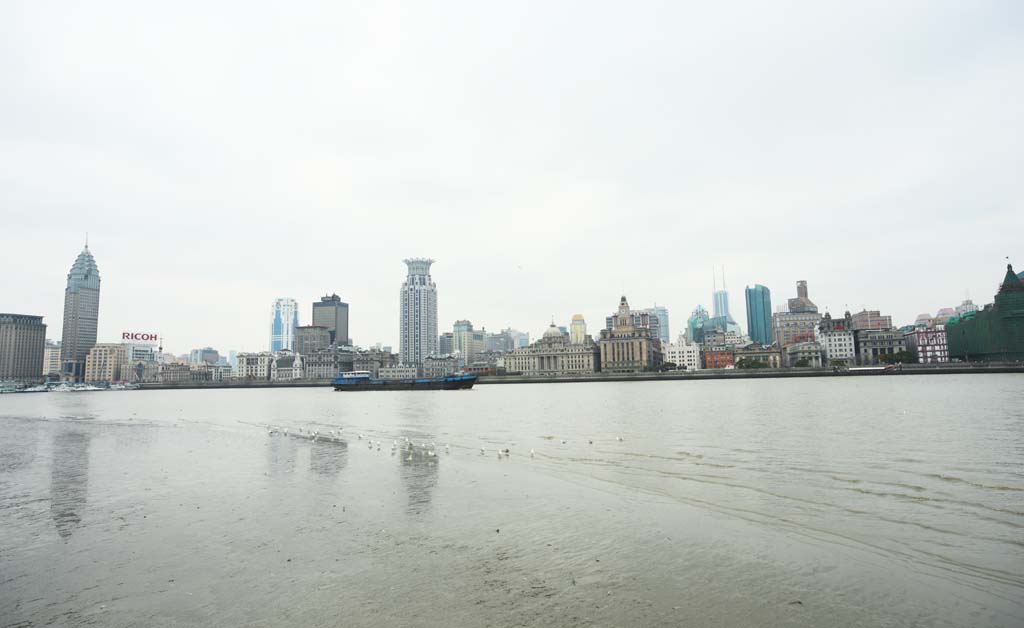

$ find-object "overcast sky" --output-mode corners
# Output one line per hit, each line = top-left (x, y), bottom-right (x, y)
(2, 1), (1022, 354)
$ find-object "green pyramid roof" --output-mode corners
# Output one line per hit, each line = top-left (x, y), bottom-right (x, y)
(1000, 264), (1022, 293)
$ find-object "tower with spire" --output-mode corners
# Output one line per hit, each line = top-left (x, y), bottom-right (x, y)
(60, 240), (101, 382)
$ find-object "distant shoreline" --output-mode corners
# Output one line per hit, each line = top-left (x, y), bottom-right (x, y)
(126, 363), (1024, 390)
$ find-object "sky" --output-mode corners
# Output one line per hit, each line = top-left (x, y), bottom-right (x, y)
(2, 1), (1022, 355)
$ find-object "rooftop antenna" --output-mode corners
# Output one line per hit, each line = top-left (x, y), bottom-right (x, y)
(713, 267), (717, 293)
(84, 232), (89, 248)
(722, 265), (726, 290)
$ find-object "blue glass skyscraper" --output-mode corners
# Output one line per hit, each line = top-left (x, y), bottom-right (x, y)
(745, 285), (773, 346)
(270, 298), (299, 352)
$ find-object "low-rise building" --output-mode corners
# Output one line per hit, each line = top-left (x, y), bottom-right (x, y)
(702, 348), (735, 369)
(733, 345), (782, 368)
(784, 341), (823, 368)
(353, 347), (397, 377)
(271, 353), (303, 380)
(423, 355), (458, 378)
(663, 339), (701, 371)
(235, 352), (274, 380)
(158, 363), (193, 383)
(854, 329), (907, 365)
(505, 323), (600, 375)
(906, 328), (948, 363)
(851, 309), (893, 331)
(816, 311), (856, 366)
(772, 311), (821, 348)
(84, 343), (129, 383)
(43, 340), (62, 378)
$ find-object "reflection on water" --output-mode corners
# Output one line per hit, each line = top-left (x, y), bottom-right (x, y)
(398, 433), (439, 514)
(310, 439), (348, 476)
(50, 429), (90, 540)
(266, 434), (297, 476)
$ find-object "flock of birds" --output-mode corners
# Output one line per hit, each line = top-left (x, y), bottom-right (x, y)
(265, 424), (625, 461)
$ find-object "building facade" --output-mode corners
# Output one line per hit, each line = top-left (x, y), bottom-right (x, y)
(663, 339), (702, 371)
(599, 296), (662, 373)
(60, 245), (101, 382)
(569, 314), (587, 345)
(784, 341), (824, 368)
(787, 280), (817, 313)
(399, 258), (438, 366)
(947, 264), (1024, 362)
(294, 326), (331, 356)
(504, 324), (600, 375)
(854, 330), (907, 365)
(312, 294), (350, 345)
(605, 309), (662, 348)
(270, 298), (299, 352)
(643, 307), (670, 345)
(452, 320), (487, 366)
(43, 339), (62, 377)
(851, 310), (893, 331)
(235, 352), (274, 380)
(423, 354), (458, 378)
(773, 311), (821, 348)
(733, 345), (782, 368)
(906, 328), (949, 363)
(83, 343), (129, 383)
(188, 347), (220, 365)
(380, 366), (419, 379)
(744, 284), (773, 346)
(0, 313), (46, 382)
(702, 348), (735, 369)
(816, 311), (856, 365)
(271, 353), (303, 381)
(439, 332), (454, 356)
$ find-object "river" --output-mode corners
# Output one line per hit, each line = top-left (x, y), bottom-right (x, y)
(1, 375), (1022, 627)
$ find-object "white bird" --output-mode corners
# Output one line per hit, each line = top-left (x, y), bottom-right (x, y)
(561, 440), (567, 445)
(530, 449), (535, 458)
(616, 436), (623, 442)
(358, 434), (363, 440)
(480, 447), (486, 455)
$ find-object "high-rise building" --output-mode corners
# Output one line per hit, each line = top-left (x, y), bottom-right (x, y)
(452, 320), (487, 366)
(439, 332), (455, 355)
(605, 309), (661, 346)
(569, 314), (587, 344)
(60, 245), (101, 382)
(399, 258), (438, 366)
(0, 313), (46, 382)
(312, 294), (350, 346)
(744, 285), (773, 346)
(270, 298), (299, 352)
(294, 325), (330, 356)
(687, 305), (710, 343)
(43, 339), (62, 377)
(188, 347), (220, 365)
(787, 280), (818, 313)
(643, 307), (670, 345)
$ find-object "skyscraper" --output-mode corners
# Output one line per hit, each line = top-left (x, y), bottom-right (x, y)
(399, 258), (438, 366)
(569, 314), (587, 344)
(0, 313), (46, 382)
(60, 245), (100, 382)
(643, 306), (669, 344)
(312, 294), (350, 345)
(270, 298), (299, 352)
(744, 285), (773, 346)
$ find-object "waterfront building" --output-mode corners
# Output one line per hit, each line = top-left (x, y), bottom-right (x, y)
(570, 315), (587, 345)
(914, 313), (935, 329)
(699, 329), (750, 349)
(816, 311), (856, 366)
(643, 307), (670, 345)
(188, 347), (220, 365)
(733, 344), (782, 369)
(312, 294), (350, 345)
(947, 264), (1024, 362)
(352, 347), (396, 377)
(158, 363), (193, 383)
(854, 329), (908, 365)
(83, 343), (129, 383)
(126, 359), (160, 383)
(772, 310), (821, 348)
(60, 245), (101, 382)
(505, 323), (600, 376)
(270, 298), (299, 352)
(43, 340), (62, 377)
(304, 345), (357, 379)
(380, 366), (419, 379)
(787, 280), (818, 314)
(702, 348), (735, 369)
(599, 296), (662, 373)
(423, 354), (458, 378)
(663, 338), (701, 371)
(294, 326), (330, 356)
(906, 328), (949, 363)
(271, 352), (303, 381)
(744, 285), (773, 346)
(851, 309), (892, 331)
(0, 313), (46, 383)
(399, 258), (438, 366)
(784, 342), (824, 368)
(605, 309), (662, 348)
(235, 352), (274, 380)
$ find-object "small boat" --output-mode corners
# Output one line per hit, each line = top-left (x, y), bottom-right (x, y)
(332, 371), (476, 391)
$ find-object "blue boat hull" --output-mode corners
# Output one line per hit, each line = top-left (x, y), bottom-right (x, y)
(332, 374), (477, 391)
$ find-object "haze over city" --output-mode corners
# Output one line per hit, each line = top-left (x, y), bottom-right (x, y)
(2, 1), (1022, 353)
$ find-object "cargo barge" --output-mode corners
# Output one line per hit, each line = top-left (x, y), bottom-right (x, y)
(332, 371), (476, 391)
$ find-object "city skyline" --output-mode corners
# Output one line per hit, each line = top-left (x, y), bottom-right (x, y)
(2, 3), (1022, 353)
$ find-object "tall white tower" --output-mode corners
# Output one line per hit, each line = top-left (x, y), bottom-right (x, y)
(400, 258), (438, 366)
(270, 297), (299, 352)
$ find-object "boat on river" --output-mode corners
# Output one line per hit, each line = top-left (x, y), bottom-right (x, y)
(332, 371), (476, 391)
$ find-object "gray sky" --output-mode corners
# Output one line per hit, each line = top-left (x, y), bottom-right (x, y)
(2, 1), (1022, 354)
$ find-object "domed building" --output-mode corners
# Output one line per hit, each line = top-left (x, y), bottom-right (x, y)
(504, 323), (600, 376)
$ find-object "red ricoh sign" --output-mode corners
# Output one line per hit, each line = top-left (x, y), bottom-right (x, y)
(122, 332), (159, 342)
